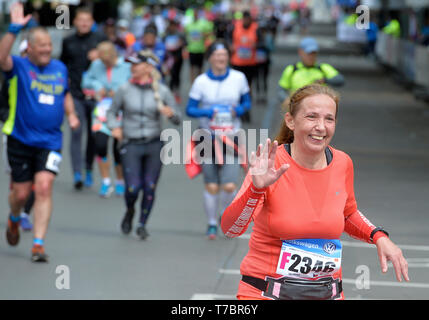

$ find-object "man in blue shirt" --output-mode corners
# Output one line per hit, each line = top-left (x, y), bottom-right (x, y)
(0, 3), (79, 263)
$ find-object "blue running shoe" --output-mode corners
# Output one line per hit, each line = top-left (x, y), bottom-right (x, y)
(20, 213), (33, 231)
(99, 183), (113, 198)
(74, 172), (83, 190)
(84, 170), (93, 188)
(207, 225), (217, 240)
(115, 183), (125, 196)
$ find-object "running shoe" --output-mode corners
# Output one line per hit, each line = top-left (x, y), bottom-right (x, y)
(99, 183), (113, 198)
(121, 208), (135, 234)
(74, 172), (83, 190)
(207, 225), (217, 240)
(136, 225), (149, 240)
(20, 213), (33, 231)
(31, 245), (49, 263)
(115, 183), (125, 196)
(84, 170), (93, 188)
(6, 216), (20, 246)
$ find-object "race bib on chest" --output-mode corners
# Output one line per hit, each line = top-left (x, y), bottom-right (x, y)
(237, 47), (252, 60)
(276, 239), (342, 279)
(189, 31), (202, 42)
(165, 35), (181, 51)
(45, 151), (62, 173)
(256, 49), (267, 63)
(38, 93), (55, 105)
(209, 105), (234, 131)
(94, 98), (113, 122)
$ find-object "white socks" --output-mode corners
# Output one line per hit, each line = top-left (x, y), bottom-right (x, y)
(203, 190), (236, 226)
(203, 191), (219, 226)
(219, 190), (236, 218)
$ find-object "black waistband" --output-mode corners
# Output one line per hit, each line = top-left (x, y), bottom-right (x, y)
(242, 275), (268, 292)
(242, 275), (343, 295)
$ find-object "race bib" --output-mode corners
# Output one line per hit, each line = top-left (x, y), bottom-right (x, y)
(237, 47), (252, 60)
(209, 105), (234, 131)
(256, 49), (267, 63)
(94, 98), (113, 122)
(38, 93), (55, 105)
(165, 35), (181, 51)
(189, 30), (202, 42)
(276, 239), (342, 279)
(45, 151), (62, 173)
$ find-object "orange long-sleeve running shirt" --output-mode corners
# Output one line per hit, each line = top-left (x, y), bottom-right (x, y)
(221, 145), (387, 300)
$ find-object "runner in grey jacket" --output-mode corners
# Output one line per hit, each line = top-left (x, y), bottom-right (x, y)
(106, 49), (181, 240)
(106, 80), (181, 142)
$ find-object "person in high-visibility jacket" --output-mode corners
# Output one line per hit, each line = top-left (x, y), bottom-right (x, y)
(229, 11), (262, 122)
(382, 19), (401, 38)
(278, 37), (344, 100)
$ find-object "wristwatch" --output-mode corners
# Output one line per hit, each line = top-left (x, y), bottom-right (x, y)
(370, 227), (389, 243)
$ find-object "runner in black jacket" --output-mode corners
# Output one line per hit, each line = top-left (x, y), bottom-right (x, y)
(60, 7), (107, 190)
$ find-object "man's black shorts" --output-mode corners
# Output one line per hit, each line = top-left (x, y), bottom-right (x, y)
(189, 52), (204, 68)
(7, 136), (61, 183)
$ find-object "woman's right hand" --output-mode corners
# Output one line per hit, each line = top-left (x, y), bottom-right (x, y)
(249, 139), (290, 189)
(111, 127), (123, 142)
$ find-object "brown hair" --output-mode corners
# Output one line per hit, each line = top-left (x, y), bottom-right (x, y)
(75, 7), (93, 18)
(97, 41), (117, 57)
(275, 84), (340, 145)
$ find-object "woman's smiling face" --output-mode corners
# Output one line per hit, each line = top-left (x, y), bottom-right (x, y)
(285, 94), (337, 155)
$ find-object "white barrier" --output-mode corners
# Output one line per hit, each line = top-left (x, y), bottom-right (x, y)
(336, 21), (367, 43)
(376, 31), (429, 89)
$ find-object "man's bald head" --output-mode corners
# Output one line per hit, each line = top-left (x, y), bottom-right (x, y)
(26, 27), (52, 66)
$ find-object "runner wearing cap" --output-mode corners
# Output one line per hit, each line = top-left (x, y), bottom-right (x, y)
(106, 49), (181, 240)
(278, 37), (344, 101)
(185, 40), (251, 239)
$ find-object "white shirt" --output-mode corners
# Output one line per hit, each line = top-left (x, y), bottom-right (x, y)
(188, 68), (250, 131)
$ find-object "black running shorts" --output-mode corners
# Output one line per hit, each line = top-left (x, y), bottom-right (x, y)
(7, 136), (61, 183)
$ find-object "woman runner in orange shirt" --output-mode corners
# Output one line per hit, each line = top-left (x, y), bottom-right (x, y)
(221, 84), (409, 300)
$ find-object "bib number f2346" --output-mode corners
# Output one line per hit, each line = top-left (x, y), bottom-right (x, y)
(276, 239), (342, 279)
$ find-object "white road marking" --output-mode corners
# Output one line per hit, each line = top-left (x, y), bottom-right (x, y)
(219, 269), (241, 275)
(191, 293), (235, 300)
(238, 234), (429, 251)
(218, 269), (429, 288)
(341, 278), (429, 288)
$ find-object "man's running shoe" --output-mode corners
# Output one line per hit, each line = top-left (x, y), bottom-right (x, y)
(136, 225), (149, 240)
(207, 225), (217, 240)
(74, 172), (83, 190)
(121, 208), (135, 234)
(31, 245), (49, 263)
(6, 216), (20, 246)
(20, 213), (33, 231)
(84, 170), (93, 188)
(115, 183), (125, 197)
(99, 183), (113, 198)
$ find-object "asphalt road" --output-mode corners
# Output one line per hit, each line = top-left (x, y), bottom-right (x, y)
(1, 24), (429, 300)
